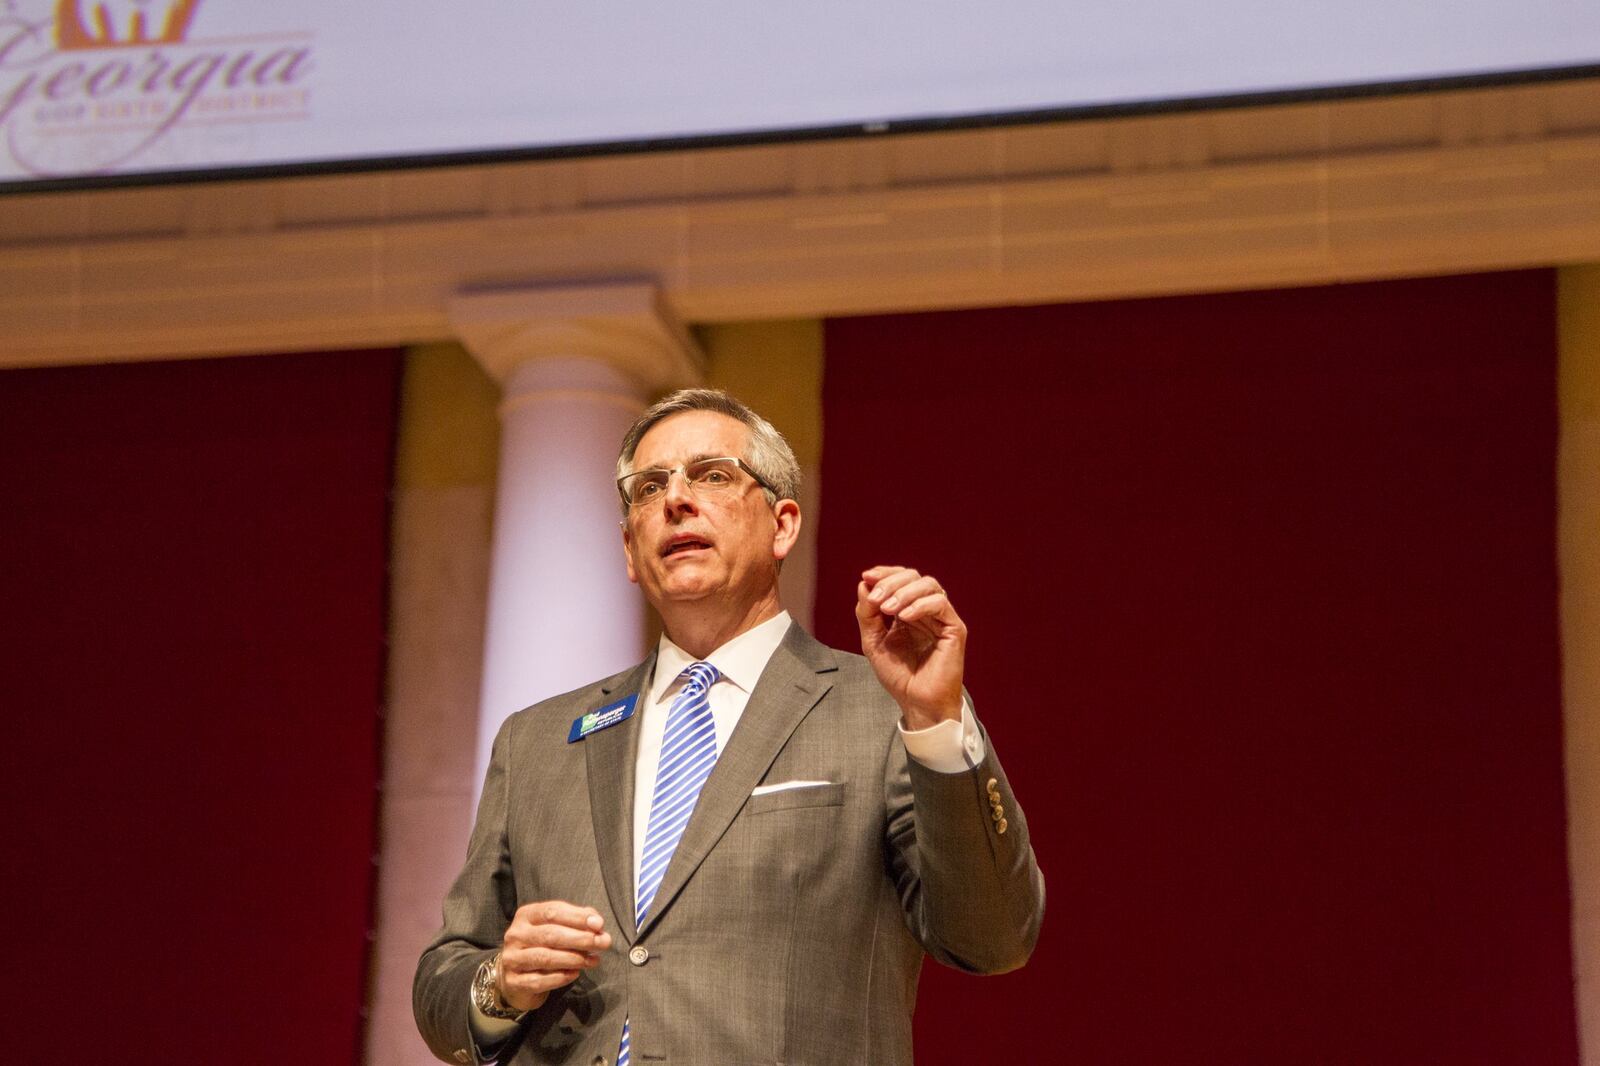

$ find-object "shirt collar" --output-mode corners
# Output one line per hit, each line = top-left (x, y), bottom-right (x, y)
(651, 610), (792, 704)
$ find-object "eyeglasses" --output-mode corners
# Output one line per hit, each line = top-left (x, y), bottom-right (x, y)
(616, 456), (778, 509)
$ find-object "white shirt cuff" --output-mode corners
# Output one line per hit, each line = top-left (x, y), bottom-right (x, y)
(898, 699), (985, 773)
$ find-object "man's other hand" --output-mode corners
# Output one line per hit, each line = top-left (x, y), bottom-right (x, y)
(499, 901), (612, 1012)
(856, 565), (967, 730)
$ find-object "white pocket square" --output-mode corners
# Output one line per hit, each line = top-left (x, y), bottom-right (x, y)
(751, 779), (834, 796)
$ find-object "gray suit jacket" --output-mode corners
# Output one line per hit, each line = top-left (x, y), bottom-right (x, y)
(414, 624), (1044, 1066)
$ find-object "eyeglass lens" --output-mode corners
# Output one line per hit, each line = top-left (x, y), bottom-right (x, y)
(624, 458), (743, 505)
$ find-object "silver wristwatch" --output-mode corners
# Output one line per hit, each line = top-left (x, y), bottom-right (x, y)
(471, 952), (528, 1022)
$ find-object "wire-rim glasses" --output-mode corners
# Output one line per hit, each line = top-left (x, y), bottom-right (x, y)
(616, 456), (778, 509)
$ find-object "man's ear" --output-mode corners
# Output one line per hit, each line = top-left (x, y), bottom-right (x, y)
(622, 521), (640, 585)
(771, 499), (802, 562)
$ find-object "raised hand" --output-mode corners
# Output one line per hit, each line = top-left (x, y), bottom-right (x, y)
(498, 901), (612, 1012)
(855, 565), (966, 730)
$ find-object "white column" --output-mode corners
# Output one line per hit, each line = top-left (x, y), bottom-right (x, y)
(452, 283), (705, 785)
(475, 358), (644, 777)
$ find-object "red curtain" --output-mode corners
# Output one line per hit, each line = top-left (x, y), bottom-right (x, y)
(0, 350), (399, 1066)
(816, 271), (1574, 1064)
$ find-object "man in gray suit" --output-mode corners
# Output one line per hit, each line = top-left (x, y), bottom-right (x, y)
(414, 388), (1043, 1066)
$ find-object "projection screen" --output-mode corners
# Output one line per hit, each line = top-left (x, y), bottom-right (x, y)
(3, 0), (1598, 190)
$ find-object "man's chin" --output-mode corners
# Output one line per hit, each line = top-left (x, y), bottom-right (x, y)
(651, 573), (721, 603)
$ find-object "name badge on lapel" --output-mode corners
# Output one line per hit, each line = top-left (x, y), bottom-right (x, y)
(568, 693), (639, 743)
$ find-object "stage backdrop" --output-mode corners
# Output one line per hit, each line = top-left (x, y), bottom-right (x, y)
(815, 271), (1574, 1064)
(0, 349), (400, 1066)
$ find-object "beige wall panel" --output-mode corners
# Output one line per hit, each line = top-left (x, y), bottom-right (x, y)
(381, 487), (497, 803)
(273, 174), (410, 227)
(1327, 144), (1590, 215)
(367, 787), (485, 1066)
(1002, 120), (1115, 176)
(0, 195), (88, 243)
(580, 153), (696, 206)
(1560, 265), (1600, 1066)
(1206, 103), (1332, 162)
(0, 302), (80, 352)
(687, 237), (994, 294)
(683, 144), (798, 199)
(0, 184), (194, 242)
(14, 315), (444, 369)
(886, 129), (1007, 185)
(378, 213), (687, 304)
(788, 140), (894, 195)
(1328, 212), (1600, 270)
(6, 80), (1600, 365)
(368, 343), (501, 1066)
(1105, 115), (1211, 170)
(74, 239), (372, 299)
(179, 182), (286, 236)
(484, 159), (587, 215)
(73, 285), (380, 339)
(0, 257), (80, 353)
(76, 188), (188, 239)
(0, 245), (78, 292)
(1548, 83), (1600, 134)
(0, 300), (79, 343)
(683, 188), (988, 257)
(1001, 166), (1326, 236)
(1322, 144), (1600, 270)
(384, 168), (495, 221)
(698, 319), (823, 465)
(700, 319), (823, 632)
(681, 194), (996, 299)
(998, 230), (1331, 289)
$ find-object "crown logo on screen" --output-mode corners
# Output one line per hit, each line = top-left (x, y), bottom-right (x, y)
(55, 0), (202, 49)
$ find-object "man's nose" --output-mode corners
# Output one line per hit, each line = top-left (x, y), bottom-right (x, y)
(661, 469), (699, 512)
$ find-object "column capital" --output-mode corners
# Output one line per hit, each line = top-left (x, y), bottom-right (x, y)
(449, 281), (705, 392)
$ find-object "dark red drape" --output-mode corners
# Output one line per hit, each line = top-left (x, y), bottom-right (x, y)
(816, 271), (1574, 1064)
(0, 349), (399, 1065)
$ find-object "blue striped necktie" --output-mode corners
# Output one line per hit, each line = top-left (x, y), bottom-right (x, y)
(619, 660), (721, 1066)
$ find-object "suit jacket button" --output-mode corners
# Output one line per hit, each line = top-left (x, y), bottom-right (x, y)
(592, 1057), (607, 1066)
(453, 1050), (470, 1063)
(629, 945), (650, 965)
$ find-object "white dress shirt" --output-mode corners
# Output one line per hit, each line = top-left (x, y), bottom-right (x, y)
(635, 611), (982, 881)
(470, 611), (983, 1042)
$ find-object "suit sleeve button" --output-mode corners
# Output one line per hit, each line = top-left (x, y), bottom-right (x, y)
(997, 817), (1009, 835)
(629, 945), (650, 965)
(453, 1051), (470, 1063)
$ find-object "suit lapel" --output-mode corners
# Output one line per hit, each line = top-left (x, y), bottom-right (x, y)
(636, 625), (837, 938)
(584, 656), (654, 945)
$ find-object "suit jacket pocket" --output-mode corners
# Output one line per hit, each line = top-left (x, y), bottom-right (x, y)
(744, 781), (846, 813)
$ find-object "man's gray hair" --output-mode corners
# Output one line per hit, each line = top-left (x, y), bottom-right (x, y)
(616, 388), (802, 507)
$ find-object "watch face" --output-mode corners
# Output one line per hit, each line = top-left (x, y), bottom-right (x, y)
(474, 956), (523, 1020)
(473, 960), (497, 1007)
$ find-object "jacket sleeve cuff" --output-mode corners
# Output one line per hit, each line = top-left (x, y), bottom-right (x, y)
(468, 990), (524, 1061)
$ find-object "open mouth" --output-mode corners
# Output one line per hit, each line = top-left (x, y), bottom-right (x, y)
(662, 537), (712, 557)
